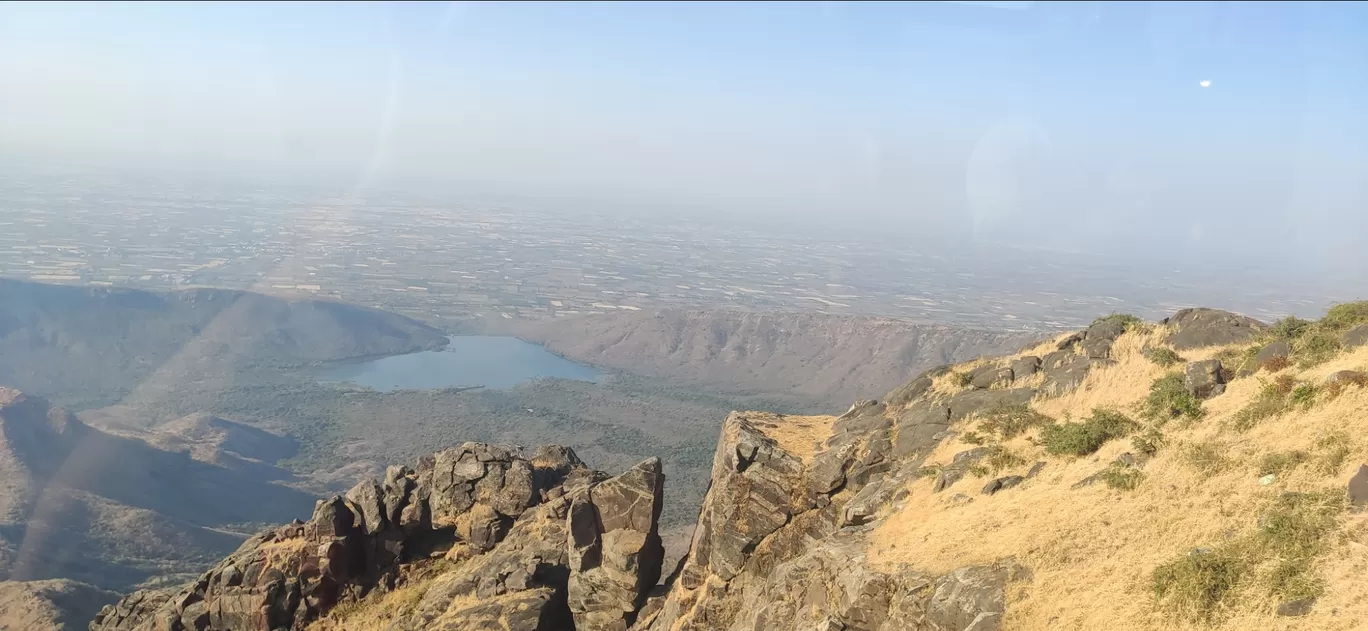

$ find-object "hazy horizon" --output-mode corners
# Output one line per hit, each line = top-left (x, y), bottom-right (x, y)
(3, 1), (1368, 278)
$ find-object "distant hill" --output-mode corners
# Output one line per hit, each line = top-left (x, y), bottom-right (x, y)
(0, 279), (448, 408)
(0, 578), (117, 631)
(0, 387), (316, 593)
(489, 309), (1043, 406)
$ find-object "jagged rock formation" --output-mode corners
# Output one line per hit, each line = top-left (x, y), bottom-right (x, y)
(91, 444), (664, 631)
(96, 305), (1368, 631)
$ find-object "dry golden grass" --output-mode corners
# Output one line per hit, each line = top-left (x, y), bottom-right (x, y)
(866, 338), (1368, 630)
(259, 537), (312, 572)
(741, 412), (836, 460)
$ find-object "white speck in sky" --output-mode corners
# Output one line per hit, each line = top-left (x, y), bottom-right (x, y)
(1199, 80), (1212, 88)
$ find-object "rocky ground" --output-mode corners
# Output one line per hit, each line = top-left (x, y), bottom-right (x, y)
(88, 304), (1368, 631)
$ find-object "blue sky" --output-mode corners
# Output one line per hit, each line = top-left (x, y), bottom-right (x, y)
(2, 2), (1367, 273)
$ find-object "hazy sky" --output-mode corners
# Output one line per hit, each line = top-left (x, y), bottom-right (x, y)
(2, 2), (1367, 274)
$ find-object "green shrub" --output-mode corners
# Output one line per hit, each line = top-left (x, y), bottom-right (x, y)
(983, 444), (1026, 474)
(1092, 313), (1144, 332)
(1151, 548), (1248, 623)
(1294, 330), (1342, 368)
(1141, 374), (1205, 424)
(1182, 441), (1232, 477)
(1257, 451), (1307, 476)
(1231, 379), (1298, 431)
(1255, 490), (1345, 600)
(1132, 429), (1164, 456)
(1271, 316), (1314, 339)
(1313, 432), (1351, 475)
(1290, 383), (1319, 408)
(1143, 346), (1184, 368)
(1321, 301), (1368, 331)
(917, 465), (943, 479)
(960, 431), (986, 446)
(951, 371), (974, 388)
(977, 404), (1054, 439)
(1040, 408), (1137, 456)
(1102, 463), (1145, 490)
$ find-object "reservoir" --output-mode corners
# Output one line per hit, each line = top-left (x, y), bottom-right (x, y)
(318, 335), (601, 391)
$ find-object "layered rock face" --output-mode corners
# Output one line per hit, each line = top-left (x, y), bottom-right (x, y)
(91, 444), (664, 631)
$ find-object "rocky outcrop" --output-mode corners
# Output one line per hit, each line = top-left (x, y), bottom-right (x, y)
(1184, 359), (1227, 399)
(91, 444), (666, 631)
(634, 396), (1020, 631)
(1345, 324), (1368, 349)
(1162, 308), (1267, 350)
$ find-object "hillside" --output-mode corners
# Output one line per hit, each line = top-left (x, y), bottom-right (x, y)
(90, 303), (1368, 631)
(0, 579), (117, 630)
(489, 309), (1041, 406)
(0, 279), (448, 409)
(0, 388), (316, 594)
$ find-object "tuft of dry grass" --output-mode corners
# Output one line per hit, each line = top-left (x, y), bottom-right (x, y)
(741, 412), (836, 461)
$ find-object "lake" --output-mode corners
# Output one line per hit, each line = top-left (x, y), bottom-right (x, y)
(317, 335), (601, 392)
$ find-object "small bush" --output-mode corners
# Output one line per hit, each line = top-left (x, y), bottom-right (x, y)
(1144, 346), (1184, 368)
(967, 464), (990, 478)
(1255, 489), (1345, 600)
(1102, 463), (1145, 490)
(1040, 408), (1137, 456)
(1326, 371), (1368, 398)
(1294, 330), (1342, 368)
(977, 404), (1054, 439)
(951, 371), (974, 388)
(1313, 433), (1351, 475)
(959, 431), (986, 446)
(1272, 316), (1314, 339)
(1141, 374), (1205, 424)
(1259, 355), (1291, 373)
(1321, 301), (1368, 331)
(1290, 383), (1318, 408)
(917, 465), (943, 479)
(983, 444), (1026, 474)
(1151, 548), (1248, 623)
(1231, 378), (1302, 431)
(1257, 451), (1307, 476)
(1132, 429), (1164, 456)
(1092, 313), (1144, 332)
(1182, 441), (1233, 477)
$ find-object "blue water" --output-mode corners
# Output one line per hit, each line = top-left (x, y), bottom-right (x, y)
(318, 335), (600, 391)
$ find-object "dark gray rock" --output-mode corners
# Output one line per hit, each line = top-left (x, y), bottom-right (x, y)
(1056, 332), (1084, 351)
(1163, 308), (1267, 350)
(1081, 318), (1127, 359)
(1327, 370), (1368, 386)
(981, 476), (1024, 496)
(933, 468), (966, 493)
(945, 388), (1038, 422)
(892, 402), (951, 459)
(1345, 324), (1368, 349)
(344, 479), (387, 536)
(1025, 462), (1046, 479)
(1009, 356), (1040, 381)
(1276, 597), (1316, 617)
(1040, 353), (1092, 394)
(1253, 340), (1291, 370)
(885, 364), (952, 408)
(970, 367), (1014, 390)
(1349, 464), (1368, 508)
(1184, 359), (1225, 399)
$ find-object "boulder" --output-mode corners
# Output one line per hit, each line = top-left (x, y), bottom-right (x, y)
(1009, 356), (1040, 380)
(1056, 332), (1084, 351)
(1276, 597), (1316, 617)
(1327, 370), (1368, 387)
(1163, 308), (1267, 350)
(1253, 340), (1291, 371)
(885, 365), (951, 408)
(1348, 465), (1368, 508)
(970, 367), (1014, 390)
(981, 476), (1024, 496)
(927, 565), (1009, 631)
(1184, 360), (1225, 399)
(344, 479), (387, 536)
(1345, 324), (1368, 349)
(1081, 319), (1127, 359)
(1039, 352), (1092, 394)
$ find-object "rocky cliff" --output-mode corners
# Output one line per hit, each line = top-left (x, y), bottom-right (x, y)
(94, 305), (1368, 631)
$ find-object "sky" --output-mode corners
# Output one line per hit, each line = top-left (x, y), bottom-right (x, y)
(2, 1), (1367, 276)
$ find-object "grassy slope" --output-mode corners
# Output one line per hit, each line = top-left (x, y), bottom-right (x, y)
(868, 324), (1368, 630)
